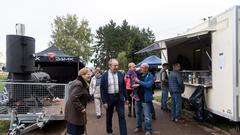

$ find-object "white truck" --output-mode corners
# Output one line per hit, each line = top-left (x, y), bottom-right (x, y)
(136, 6), (240, 122)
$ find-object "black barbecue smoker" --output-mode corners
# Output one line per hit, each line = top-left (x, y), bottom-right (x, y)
(2, 24), (67, 135)
(6, 24), (36, 113)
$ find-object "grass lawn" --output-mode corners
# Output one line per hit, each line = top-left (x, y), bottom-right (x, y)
(154, 96), (160, 102)
(0, 121), (9, 134)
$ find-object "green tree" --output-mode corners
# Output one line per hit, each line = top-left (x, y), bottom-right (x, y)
(91, 20), (121, 68)
(117, 51), (128, 71)
(50, 14), (93, 62)
(126, 27), (156, 63)
(92, 20), (156, 69)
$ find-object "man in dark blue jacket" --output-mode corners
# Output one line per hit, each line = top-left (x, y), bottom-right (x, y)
(134, 63), (154, 135)
(160, 63), (169, 111)
(100, 58), (128, 135)
(169, 63), (185, 122)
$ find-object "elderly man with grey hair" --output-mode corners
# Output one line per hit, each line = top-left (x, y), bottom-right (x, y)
(100, 58), (128, 135)
(134, 63), (154, 135)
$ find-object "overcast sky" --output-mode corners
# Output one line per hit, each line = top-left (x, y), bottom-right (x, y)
(0, 0), (240, 63)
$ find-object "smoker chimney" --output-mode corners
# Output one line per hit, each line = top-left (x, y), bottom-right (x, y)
(16, 23), (25, 36)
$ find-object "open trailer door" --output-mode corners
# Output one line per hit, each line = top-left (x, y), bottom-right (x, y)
(136, 29), (214, 67)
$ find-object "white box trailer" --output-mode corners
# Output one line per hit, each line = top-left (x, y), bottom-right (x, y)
(137, 6), (240, 121)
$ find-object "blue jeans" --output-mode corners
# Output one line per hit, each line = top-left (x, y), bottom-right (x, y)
(135, 101), (152, 132)
(106, 95), (127, 135)
(170, 93), (182, 120)
(161, 87), (169, 110)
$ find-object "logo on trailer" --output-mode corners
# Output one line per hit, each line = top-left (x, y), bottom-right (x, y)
(48, 52), (56, 62)
(56, 57), (74, 62)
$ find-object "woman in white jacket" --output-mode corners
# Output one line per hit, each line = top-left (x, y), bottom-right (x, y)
(89, 67), (102, 119)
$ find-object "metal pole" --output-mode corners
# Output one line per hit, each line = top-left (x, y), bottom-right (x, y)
(205, 51), (212, 62)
